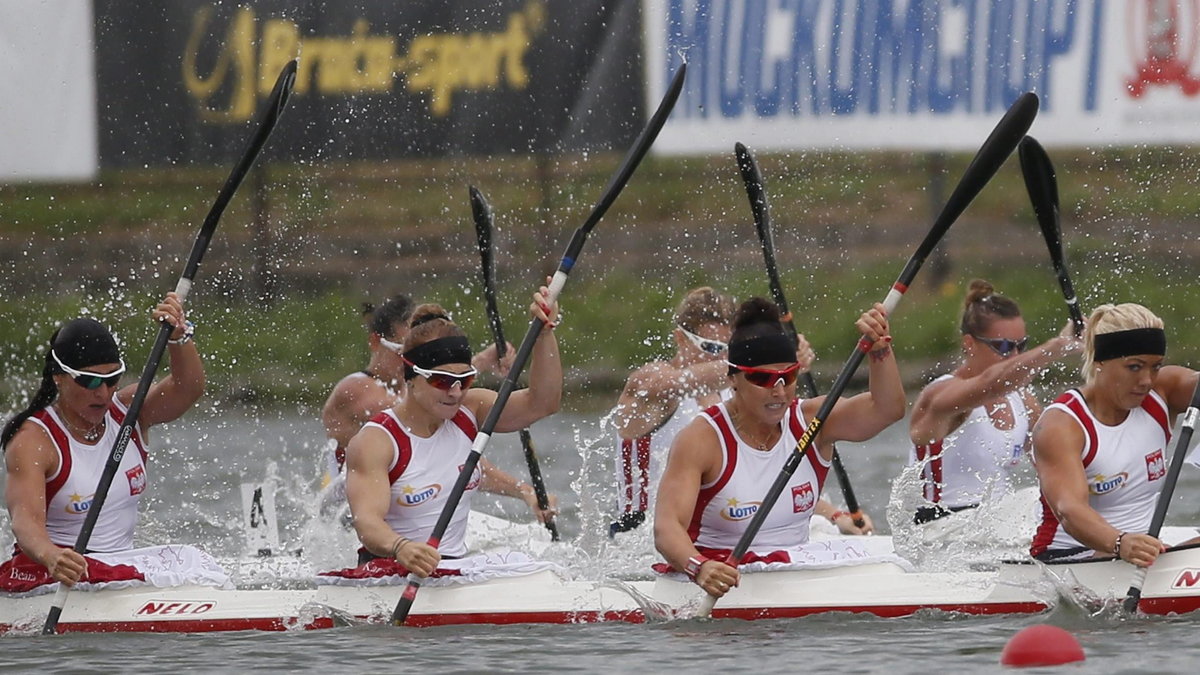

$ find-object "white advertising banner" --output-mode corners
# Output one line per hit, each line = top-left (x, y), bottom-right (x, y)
(0, 0), (97, 182)
(645, 0), (1200, 153)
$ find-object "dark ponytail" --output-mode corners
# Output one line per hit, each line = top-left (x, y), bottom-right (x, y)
(1, 348), (61, 451)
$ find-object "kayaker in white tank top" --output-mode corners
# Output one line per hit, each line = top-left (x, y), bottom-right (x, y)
(908, 279), (1081, 524)
(1031, 302), (1200, 566)
(655, 297), (905, 600)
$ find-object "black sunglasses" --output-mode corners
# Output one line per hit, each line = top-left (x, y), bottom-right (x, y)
(973, 335), (1028, 357)
(51, 350), (126, 389)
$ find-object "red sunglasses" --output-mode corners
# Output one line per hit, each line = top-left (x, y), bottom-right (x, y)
(404, 358), (477, 391)
(730, 362), (801, 388)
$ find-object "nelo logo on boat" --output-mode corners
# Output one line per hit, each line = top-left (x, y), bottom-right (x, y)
(136, 601), (216, 616)
(720, 498), (761, 521)
(1172, 569), (1200, 589)
(1088, 472), (1127, 495)
(398, 484), (441, 506)
(791, 483), (815, 514)
(1146, 449), (1167, 481)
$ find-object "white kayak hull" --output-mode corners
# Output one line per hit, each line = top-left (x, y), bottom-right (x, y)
(6, 544), (1200, 634)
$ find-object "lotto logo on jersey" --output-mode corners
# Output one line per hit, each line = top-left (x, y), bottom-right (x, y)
(458, 464), (483, 491)
(719, 498), (761, 521)
(791, 483), (815, 513)
(1089, 472), (1128, 496)
(125, 465), (146, 495)
(1146, 449), (1167, 481)
(398, 483), (442, 506)
(64, 492), (94, 515)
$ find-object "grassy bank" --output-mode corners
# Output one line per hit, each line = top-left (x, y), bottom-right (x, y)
(2, 256), (1196, 416)
(4, 147), (1200, 413)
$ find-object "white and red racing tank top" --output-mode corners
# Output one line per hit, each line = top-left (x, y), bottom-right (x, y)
(1030, 389), (1172, 556)
(910, 374), (1030, 509)
(364, 407), (480, 558)
(613, 388), (731, 517)
(28, 398), (148, 553)
(690, 399), (830, 552)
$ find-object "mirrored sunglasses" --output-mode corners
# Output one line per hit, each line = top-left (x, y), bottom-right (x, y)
(405, 359), (477, 391)
(973, 335), (1029, 357)
(51, 350), (126, 390)
(678, 325), (728, 355)
(730, 362), (801, 388)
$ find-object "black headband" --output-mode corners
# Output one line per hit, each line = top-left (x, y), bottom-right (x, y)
(403, 336), (472, 379)
(1093, 328), (1166, 363)
(48, 318), (121, 372)
(728, 332), (797, 368)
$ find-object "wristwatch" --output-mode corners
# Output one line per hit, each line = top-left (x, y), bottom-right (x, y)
(685, 554), (711, 580)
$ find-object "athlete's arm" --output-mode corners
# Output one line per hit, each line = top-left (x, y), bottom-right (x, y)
(1032, 409), (1162, 567)
(345, 426), (440, 576)
(4, 426), (87, 585)
(654, 419), (739, 597)
(612, 359), (729, 440)
(133, 292), (205, 429)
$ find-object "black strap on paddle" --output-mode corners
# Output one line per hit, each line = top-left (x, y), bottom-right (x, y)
(470, 185), (560, 542)
(1124, 380), (1200, 613)
(41, 60), (297, 636)
(734, 141), (866, 529)
(698, 92), (1039, 617)
(1018, 136), (1084, 337)
(391, 63), (687, 626)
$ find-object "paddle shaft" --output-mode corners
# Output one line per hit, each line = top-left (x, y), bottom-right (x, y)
(41, 60), (297, 636)
(1123, 381), (1200, 613)
(698, 92), (1038, 618)
(471, 186), (559, 541)
(1018, 136), (1084, 336)
(391, 63), (687, 625)
(736, 142), (865, 528)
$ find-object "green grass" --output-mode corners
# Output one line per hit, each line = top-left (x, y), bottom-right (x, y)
(5, 148), (1200, 413)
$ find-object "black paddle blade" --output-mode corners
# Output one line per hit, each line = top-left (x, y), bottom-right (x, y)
(470, 185), (507, 355)
(899, 92), (1039, 286)
(1019, 136), (1084, 336)
(573, 63), (686, 244)
(184, 59), (299, 284)
(1018, 136), (1063, 260)
(735, 142), (772, 245)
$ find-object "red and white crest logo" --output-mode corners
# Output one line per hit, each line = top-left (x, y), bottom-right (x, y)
(1146, 448), (1167, 481)
(459, 464), (483, 491)
(125, 465), (146, 495)
(1126, 0), (1200, 97)
(791, 482), (815, 514)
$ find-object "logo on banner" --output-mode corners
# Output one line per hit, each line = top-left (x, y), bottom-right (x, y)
(720, 498), (761, 521)
(791, 483), (815, 513)
(126, 465), (146, 495)
(1089, 472), (1128, 495)
(1146, 449), (1167, 480)
(182, 2), (546, 122)
(65, 493), (94, 515)
(1126, 0), (1200, 97)
(398, 484), (441, 506)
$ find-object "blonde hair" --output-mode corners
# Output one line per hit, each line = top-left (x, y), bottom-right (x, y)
(1082, 303), (1164, 385)
(674, 287), (736, 333)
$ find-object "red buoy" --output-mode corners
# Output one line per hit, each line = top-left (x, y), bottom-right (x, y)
(1000, 624), (1085, 667)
